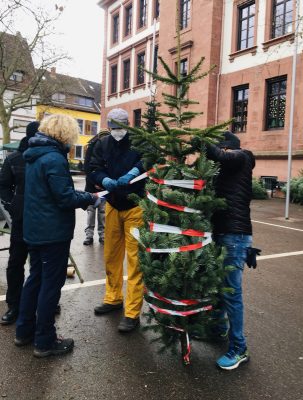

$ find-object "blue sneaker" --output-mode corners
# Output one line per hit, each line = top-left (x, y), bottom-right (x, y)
(216, 347), (249, 370)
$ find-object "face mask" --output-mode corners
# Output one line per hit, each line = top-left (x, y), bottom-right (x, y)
(111, 129), (127, 141)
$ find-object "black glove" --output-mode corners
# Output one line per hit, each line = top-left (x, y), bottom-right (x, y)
(246, 247), (261, 269)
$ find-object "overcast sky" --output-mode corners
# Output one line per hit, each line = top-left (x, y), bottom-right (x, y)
(13, 0), (104, 83)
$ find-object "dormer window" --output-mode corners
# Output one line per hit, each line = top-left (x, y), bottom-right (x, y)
(52, 93), (66, 102)
(9, 71), (24, 82)
(74, 96), (94, 107)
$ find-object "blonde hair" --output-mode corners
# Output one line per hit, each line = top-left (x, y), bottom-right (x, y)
(39, 114), (80, 145)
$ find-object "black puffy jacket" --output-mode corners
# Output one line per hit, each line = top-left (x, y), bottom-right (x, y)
(89, 133), (145, 211)
(206, 144), (255, 235)
(0, 137), (29, 240)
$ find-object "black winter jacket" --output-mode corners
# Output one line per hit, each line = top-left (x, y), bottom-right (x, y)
(89, 133), (145, 211)
(0, 137), (29, 240)
(206, 144), (255, 235)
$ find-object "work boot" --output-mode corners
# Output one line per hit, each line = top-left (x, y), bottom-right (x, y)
(118, 316), (140, 333)
(33, 337), (74, 358)
(0, 308), (18, 325)
(83, 238), (93, 246)
(94, 303), (123, 315)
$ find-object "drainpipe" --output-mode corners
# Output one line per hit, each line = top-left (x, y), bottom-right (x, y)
(215, 0), (225, 125)
(285, 0), (300, 219)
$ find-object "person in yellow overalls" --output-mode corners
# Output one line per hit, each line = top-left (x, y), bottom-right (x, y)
(89, 108), (145, 332)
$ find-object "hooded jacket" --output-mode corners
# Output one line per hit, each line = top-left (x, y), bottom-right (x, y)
(23, 133), (94, 245)
(89, 133), (145, 211)
(206, 144), (255, 235)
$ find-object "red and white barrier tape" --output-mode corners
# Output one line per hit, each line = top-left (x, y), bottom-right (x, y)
(149, 222), (210, 238)
(166, 325), (191, 364)
(147, 192), (201, 214)
(147, 301), (212, 316)
(131, 228), (212, 253)
(144, 287), (211, 306)
(149, 177), (206, 190)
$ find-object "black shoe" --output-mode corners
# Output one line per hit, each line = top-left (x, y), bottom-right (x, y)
(118, 316), (140, 332)
(55, 304), (61, 315)
(0, 309), (18, 325)
(94, 303), (123, 315)
(83, 238), (93, 246)
(33, 338), (74, 358)
(14, 335), (34, 347)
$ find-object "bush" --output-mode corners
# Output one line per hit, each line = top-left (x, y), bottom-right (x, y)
(252, 178), (268, 199)
(283, 176), (303, 204)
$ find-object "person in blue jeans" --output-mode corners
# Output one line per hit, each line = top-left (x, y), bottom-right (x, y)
(15, 114), (98, 358)
(206, 131), (255, 370)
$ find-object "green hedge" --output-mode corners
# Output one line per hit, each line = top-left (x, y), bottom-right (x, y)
(252, 178), (268, 199)
(282, 171), (303, 204)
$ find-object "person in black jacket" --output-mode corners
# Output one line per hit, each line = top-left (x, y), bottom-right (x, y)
(82, 130), (108, 246)
(15, 114), (98, 358)
(206, 131), (255, 371)
(89, 108), (145, 333)
(0, 121), (39, 325)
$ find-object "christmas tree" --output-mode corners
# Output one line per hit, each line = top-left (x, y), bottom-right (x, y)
(116, 2), (232, 365)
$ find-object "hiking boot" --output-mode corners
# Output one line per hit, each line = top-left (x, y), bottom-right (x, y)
(118, 316), (140, 333)
(94, 303), (123, 315)
(14, 335), (34, 347)
(1, 308), (18, 325)
(33, 338), (74, 358)
(216, 347), (249, 370)
(83, 238), (93, 246)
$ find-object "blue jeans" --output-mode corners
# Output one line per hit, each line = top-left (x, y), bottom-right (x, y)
(214, 233), (252, 350)
(16, 241), (70, 349)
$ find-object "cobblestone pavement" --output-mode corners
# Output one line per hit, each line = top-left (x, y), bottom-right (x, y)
(0, 178), (302, 400)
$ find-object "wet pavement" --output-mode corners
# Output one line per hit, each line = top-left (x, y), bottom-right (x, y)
(0, 177), (302, 400)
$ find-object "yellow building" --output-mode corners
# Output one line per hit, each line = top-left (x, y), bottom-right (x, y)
(36, 68), (101, 165)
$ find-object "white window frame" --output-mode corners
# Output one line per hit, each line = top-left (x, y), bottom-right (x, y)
(74, 145), (84, 160)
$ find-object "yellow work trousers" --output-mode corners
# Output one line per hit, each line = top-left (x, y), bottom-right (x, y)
(103, 203), (143, 318)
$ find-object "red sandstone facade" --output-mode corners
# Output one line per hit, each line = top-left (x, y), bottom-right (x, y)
(99, 0), (303, 181)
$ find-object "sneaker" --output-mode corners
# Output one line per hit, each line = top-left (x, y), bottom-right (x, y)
(1, 308), (18, 325)
(83, 238), (93, 246)
(14, 335), (34, 347)
(94, 303), (123, 315)
(216, 347), (249, 370)
(33, 338), (74, 358)
(118, 316), (140, 333)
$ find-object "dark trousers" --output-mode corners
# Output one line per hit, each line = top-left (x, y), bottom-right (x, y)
(6, 238), (28, 310)
(16, 241), (70, 349)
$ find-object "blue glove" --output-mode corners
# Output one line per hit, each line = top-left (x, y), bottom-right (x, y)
(102, 177), (118, 191)
(117, 167), (140, 186)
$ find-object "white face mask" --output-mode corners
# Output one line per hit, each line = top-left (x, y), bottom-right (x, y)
(111, 128), (127, 141)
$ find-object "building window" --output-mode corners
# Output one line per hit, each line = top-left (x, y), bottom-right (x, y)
(92, 121), (98, 135)
(74, 96), (94, 107)
(111, 64), (118, 94)
(266, 76), (287, 130)
(134, 109), (142, 127)
(13, 119), (29, 134)
(139, 0), (147, 28)
(74, 145), (84, 160)
(9, 71), (24, 82)
(112, 13), (119, 44)
(123, 59), (131, 90)
(272, 0), (293, 38)
(153, 45), (158, 73)
(237, 2), (255, 50)
(51, 92), (66, 102)
(180, 58), (188, 77)
(137, 52), (145, 85)
(232, 85), (249, 133)
(180, 0), (191, 30)
(77, 119), (84, 134)
(154, 0), (160, 19)
(125, 5), (133, 36)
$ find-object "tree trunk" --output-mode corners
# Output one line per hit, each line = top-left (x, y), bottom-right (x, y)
(1, 121), (11, 145)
